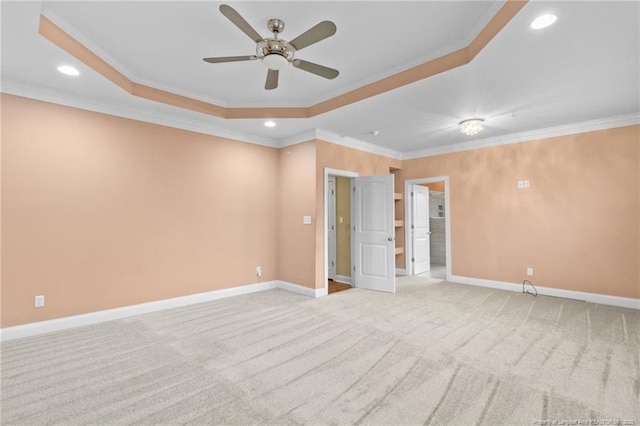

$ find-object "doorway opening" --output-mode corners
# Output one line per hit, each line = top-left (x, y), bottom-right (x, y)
(324, 168), (358, 296)
(404, 177), (451, 281)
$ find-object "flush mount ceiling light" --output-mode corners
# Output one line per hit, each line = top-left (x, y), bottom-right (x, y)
(459, 118), (485, 136)
(530, 14), (557, 29)
(264, 120), (276, 128)
(57, 65), (79, 76)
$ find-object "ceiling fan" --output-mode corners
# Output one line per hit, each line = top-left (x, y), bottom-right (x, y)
(203, 4), (339, 90)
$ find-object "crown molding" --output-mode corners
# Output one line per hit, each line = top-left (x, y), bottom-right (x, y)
(402, 113), (640, 160)
(279, 128), (403, 160)
(1, 80), (280, 148)
(315, 129), (404, 160)
(3, 80), (636, 160)
(279, 129), (318, 147)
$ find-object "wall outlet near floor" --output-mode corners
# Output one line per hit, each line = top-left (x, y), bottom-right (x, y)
(256, 266), (262, 277)
(34, 295), (45, 308)
(526, 268), (534, 276)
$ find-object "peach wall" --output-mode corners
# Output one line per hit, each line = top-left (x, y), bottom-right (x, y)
(423, 182), (445, 192)
(277, 141), (317, 288)
(2, 94), (638, 330)
(1, 94), (279, 327)
(314, 141), (401, 288)
(400, 126), (640, 299)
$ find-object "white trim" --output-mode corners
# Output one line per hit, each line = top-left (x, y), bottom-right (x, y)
(395, 268), (407, 276)
(450, 275), (640, 310)
(1, 81), (279, 148)
(402, 113), (640, 160)
(275, 280), (319, 298)
(327, 176), (337, 280)
(324, 168), (359, 297)
(0, 280), (323, 342)
(334, 275), (353, 284)
(0, 281), (279, 342)
(4, 79), (635, 159)
(316, 129), (403, 160)
(279, 129), (317, 147)
(404, 177), (452, 282)
(281, 129), (403, 160)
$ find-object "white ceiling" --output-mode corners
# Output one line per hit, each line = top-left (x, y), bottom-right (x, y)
(2, 1), (639, 156)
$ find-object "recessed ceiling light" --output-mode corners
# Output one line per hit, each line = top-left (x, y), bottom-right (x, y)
(530, 14), (557, 30)
(57, 65), (80, 76)
(264, 120), (276, 128)
(459, 118), (485, 136)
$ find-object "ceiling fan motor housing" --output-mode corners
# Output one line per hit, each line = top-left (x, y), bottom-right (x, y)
(257, 38), (295, 69)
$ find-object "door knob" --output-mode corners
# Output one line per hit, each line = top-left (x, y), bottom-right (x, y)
(388, 237), (394, 241)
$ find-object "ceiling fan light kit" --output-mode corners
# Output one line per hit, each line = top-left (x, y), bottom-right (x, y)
(203, 4), (339, 90)
(459, 118), (485, 136)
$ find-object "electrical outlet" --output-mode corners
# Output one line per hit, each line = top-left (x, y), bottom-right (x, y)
(256, 266), (262, 277)
(35, 295), (45, 308)
(526, 268), (534, 276)
(517, 180), (524, 189)
(524, 180), (530, 188)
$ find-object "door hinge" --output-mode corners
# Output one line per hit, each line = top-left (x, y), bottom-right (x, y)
(353, 266), (356, 272)
(331, 189), (334, 195)
(353, 187), (356, 193)
(331, 261), (334, 267)
(411, 258), (415, 262)
(411, 191), (414, 196)
(411, 225), (414, 229)
(331, 225), (334, 230)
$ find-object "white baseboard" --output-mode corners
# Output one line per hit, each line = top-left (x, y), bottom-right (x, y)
(450, 275), (640, 310)
(275, 280), (319, 298)
(334, 275), (352, 284)
(395, 268), (407, 276)
(0, 280), (320, 342)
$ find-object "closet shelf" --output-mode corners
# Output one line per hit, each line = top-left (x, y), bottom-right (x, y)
(395, 247), (404, 255)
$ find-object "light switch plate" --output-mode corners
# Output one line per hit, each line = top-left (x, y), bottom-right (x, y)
(303, 216), (312, 225)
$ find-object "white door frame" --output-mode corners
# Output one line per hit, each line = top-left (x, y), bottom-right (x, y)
(327, 176), (337, 280)
(323, 167), (359, 297)
(404, 177), (452, 280)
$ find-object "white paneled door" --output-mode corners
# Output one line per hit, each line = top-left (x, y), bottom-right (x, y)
(353, 174), (395, 293)
(411, 184), (431, 275)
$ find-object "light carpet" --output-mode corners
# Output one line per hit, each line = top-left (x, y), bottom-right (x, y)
(2, 277), (639, 425)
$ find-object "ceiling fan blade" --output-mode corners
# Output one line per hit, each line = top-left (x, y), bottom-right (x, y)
(219, 4), (263, 43)
(289, 21), (336, 51)
(202, 55), (257, 64)
(265, 69), (279, 90)
(292, 59), (339, 79)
